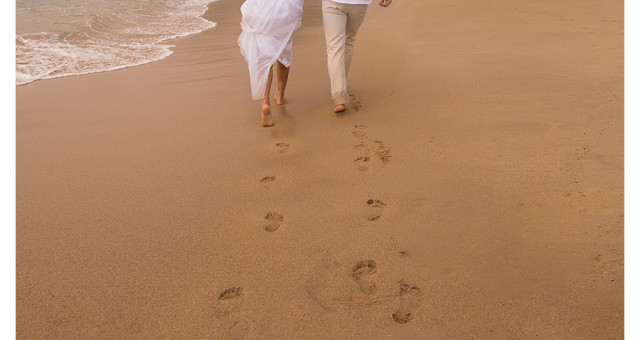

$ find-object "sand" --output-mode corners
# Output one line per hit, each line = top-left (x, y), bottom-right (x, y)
(16, 0), (624, 338)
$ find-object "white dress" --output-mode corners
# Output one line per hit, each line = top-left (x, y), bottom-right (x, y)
(238, 0), (304, 100)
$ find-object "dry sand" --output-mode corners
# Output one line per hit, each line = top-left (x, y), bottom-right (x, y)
(17, 0), (623, 338)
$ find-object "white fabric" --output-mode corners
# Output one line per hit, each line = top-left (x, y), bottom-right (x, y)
(331, 0), (372, 4)
(238, 0), (304, 100)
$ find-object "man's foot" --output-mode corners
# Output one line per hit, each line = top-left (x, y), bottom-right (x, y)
(333, 104), (346, 113)
(262, 104), (274, 127)
(274, 92), (286, 105)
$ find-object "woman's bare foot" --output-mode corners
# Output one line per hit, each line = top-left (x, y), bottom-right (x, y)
(333, 104), (346, 113)
(274, 92), (286, 105)
(262, 104), (274, 127)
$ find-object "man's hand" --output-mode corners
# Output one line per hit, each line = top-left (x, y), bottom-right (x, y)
(379, 0), (392, 7)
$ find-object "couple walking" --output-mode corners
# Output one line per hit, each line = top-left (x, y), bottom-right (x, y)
(238, 0), (393, 127)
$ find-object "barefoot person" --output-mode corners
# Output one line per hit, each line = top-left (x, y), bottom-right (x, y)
(322, 0), (392, 113)
(238, 0), (304, 127)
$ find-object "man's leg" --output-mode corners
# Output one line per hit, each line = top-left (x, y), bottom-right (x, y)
(322, 0), (349, 110)
(344, 5), (368, 76)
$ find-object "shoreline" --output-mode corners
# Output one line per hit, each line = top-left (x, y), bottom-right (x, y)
(16, 0), (218, 86)
(17, 0), (624, 338)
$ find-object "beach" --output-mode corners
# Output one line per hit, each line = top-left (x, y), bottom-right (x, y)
(16, 0), (624, 338)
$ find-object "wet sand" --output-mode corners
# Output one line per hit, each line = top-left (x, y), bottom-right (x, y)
(16, 0), (623, 338)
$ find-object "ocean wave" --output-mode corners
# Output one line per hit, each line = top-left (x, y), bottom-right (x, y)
(16, 0), (217, 85)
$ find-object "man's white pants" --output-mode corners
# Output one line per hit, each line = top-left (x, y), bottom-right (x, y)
(322, 0), (369, 105)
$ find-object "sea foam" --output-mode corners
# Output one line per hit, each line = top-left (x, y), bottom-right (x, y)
(16, 0), (217, 85)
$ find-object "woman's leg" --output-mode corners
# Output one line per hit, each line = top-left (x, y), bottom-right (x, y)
(262, 65), (274, 127)
(274, 60), (290, 105)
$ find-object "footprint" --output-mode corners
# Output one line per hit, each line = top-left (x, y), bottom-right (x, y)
(399, 281), (421, 296)
(366, 199), (386, 221)
(275, 142), (290, 153)
(265, 212), (284, 232)
(304, 252), (392, 310)
(352, 260), (377, 279)
(352, 125), (368, 137)
(260, 176), (276, 183)
(367, 199), (386, 208)
(351, 125), (392, 168)
(368, 213), (382, 221)
(218, 286), (243, 300)
(374, 141), (391, 162)
(376, 149), (392, 163)
(352, 260), (378, 295)
(392, 310), (413, 324)
(373, 141), (392, 163)
(265, 219), (283, 232)
(266, 212), (283, 222)
(349, 95), (362, 111)
(392, 280), (423, 324)
(265, 224), (280, 232)
(355, 156), (370, 171)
